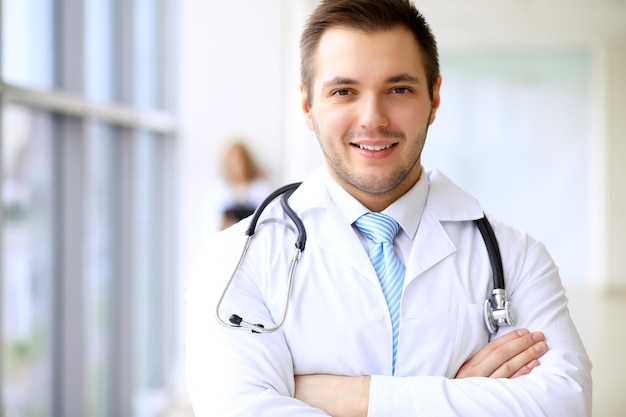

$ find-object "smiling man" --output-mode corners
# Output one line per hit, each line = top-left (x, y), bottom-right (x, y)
(302, 25), (439, 212)
(186, 1), (592, 416)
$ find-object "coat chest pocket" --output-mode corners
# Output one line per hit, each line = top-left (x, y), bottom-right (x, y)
(401, 302), (489, 377)
(450, 303), (490, 371)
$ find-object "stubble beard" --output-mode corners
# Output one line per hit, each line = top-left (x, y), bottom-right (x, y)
(313, 132), (427, 198)
(312, 114), (431, 197)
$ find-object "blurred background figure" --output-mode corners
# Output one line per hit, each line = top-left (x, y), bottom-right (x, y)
(215, 140), (272, 230)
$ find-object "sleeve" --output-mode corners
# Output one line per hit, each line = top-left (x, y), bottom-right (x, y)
(367, 229), (592, 417)
(185, 227), (330, 417)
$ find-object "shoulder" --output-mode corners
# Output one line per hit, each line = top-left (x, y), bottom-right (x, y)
(424, 168), (484, 221)
(278, 166), (332, 217)
(425, 168), (539, 255)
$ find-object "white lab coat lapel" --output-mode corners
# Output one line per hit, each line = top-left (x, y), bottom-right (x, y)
(289, 168), (379, 285)
(403, 169), (484, 286)
(404, 209), (456, 283)
(317, 201), (380, 285)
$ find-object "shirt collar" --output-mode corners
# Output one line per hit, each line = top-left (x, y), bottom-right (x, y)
(322, 166), (429, 239)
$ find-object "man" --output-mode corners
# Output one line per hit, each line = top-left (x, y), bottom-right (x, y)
(186, 0), (592, 415)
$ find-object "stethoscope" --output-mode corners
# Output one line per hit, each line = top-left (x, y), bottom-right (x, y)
(215, 182), (514, 335)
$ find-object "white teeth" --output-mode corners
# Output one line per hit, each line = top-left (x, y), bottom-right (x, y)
(358, 144), (393, 151)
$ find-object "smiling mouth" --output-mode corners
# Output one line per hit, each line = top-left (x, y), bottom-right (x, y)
(353, 143), (396, 151)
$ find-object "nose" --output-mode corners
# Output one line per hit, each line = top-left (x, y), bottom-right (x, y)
(358, 94), (388, 129)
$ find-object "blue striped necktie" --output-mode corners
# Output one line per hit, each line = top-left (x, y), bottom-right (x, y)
(354, 212), (405, 375)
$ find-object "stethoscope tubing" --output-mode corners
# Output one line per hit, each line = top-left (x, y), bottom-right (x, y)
(215, 182), (514, 335)
(215, 183), (305, 333)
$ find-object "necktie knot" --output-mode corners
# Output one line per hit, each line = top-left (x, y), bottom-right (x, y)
(354, 212), (400, 244)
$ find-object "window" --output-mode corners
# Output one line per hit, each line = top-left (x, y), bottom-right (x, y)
(1, 1), (179, 416)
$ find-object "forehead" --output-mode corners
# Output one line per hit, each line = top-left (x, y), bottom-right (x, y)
(312, 26), (425, 86)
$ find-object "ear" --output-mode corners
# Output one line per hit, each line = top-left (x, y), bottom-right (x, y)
(428, 75), (443, 126)
(300, 83), (314, 131)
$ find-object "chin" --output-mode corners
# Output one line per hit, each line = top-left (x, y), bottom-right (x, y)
(351, 176), (401, 196)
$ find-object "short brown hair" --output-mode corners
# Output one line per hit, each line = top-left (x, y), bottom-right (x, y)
(300, 0), (439, 104)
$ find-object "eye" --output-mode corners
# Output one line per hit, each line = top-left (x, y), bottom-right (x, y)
(331, 89), (352, 97)
(390, 87), (412, 94)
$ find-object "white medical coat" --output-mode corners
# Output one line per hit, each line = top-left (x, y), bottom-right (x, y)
(186, 167), (592, 416)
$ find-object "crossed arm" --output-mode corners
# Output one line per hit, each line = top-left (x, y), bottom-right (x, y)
(188, 224), (590, 416)
(294, 328), (548, 417)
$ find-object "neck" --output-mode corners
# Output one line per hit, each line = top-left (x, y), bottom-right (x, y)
(332, 166), (422, 213)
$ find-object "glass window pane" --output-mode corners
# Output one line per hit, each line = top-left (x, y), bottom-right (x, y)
(134, 0), (161, 110)
(132, 132), (176, 416)
(84, 123), (115, 417)
(132, 131), (168, 415)
(2, 0), (55, 89)
(85, 0), (116, 102)
(2, 104), (55, 417)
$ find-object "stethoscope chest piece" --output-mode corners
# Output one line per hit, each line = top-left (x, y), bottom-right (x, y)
(484, 288), (515, 334)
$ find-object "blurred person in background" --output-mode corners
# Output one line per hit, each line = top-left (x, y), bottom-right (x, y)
(215, 140), (272, 230)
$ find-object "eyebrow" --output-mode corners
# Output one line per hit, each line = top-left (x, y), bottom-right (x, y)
(321, 76), (358, 89)
(321, 73), (421, 89)
(386, 73), (421, 84)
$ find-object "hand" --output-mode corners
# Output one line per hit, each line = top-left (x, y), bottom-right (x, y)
(295, 374), (370, 417)
(456, 328), (548, 379)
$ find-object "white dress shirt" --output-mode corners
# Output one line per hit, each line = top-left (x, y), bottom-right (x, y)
(186, 165), (592, 416)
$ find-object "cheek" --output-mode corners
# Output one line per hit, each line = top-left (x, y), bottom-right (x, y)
(313, 106), (353, 136)
(396, 103), (432, 131)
